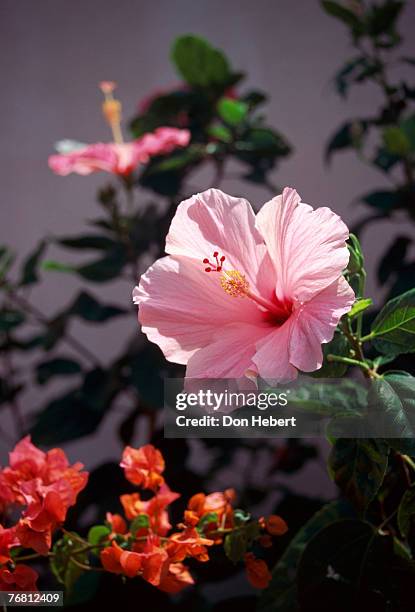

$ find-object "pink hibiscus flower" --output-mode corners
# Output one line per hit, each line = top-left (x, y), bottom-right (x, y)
(133, 187), (354, 381)
(48, 127), (190, 177)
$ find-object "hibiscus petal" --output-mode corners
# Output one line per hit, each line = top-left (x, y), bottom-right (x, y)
(165, 189), (266, 287)
(134, 255), (263, 364)
(256, 187), (350, 302)
(253, 320), (298, 382)
(289, 276), (355, 372)
(186, 322), (270, 379)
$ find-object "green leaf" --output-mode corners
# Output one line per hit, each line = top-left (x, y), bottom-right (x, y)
(198, 512), (219, 530)
(367, 1), (404, 37)
(76, 248), (127, 282)
(334, 56), (380, 97)
(368, 374), (415, 455)
(171, 35), (231, 88)
(297, 519), (375, 604)
(70, 291), (126, 322)
(361, 190), (401, 213)
(36, 357), (82, 385)
(19, 241), (46, 286)
(0, 309), (25, 332)
(328, 438), (388, 512)
(87, 525), (111, 547)
(130, 514), (150, 535)
(321, 1), (363, 32)
(373, 147), (400, 172)
(217, 97), (248, 125)
(383, 125), (410, 156)
(51, 533), (88, 594)
(235, 127), (291, 157)
(31, 367), (122, 444)
(257, 500), (355, 612)
(311, 332), (350, 378)
(347, 233), (364, 275)
(208, 123), (232, 143)
(348, 298), (373, 319)
(398, 485), (415, 538)
(224, 530), (247, 564)
(42, 260), (75, 273)
(224, 519), (260, 564)
(371, 288), (415, 356)
(288, 380), (366, 418)
(57, 235), (117, 250)
(325, 120), (368, 162)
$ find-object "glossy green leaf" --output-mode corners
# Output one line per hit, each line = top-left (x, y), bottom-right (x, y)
(217, 97), (248, 125)
(368, 373), (415, 455)
(130, 514), (150, 535)
(171, 35), (231, 88)
(348, 298), (373, 319)
(311, 332), (350, 378)
(87, 525), (111, 547)
(371, 288), (415, 356)
(328, 438), (388, 512)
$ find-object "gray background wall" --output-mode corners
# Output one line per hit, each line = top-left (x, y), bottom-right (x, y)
(0, 0), (414, 495)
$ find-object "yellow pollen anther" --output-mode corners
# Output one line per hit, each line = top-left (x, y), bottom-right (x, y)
(220, 270), (249, 298)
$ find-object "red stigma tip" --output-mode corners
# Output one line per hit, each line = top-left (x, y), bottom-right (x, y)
(213, 251), (218, 257)
(203, 258), (209, 264)
(205, 267), (211, 272)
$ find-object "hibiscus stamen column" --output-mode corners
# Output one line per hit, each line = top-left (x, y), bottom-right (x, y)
(100, 81), (124, 144)
(203, 252), (289, 318)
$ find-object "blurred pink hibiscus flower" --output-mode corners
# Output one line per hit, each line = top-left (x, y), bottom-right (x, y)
(48, 127), (190, 177)
(133, 188), (354, 381)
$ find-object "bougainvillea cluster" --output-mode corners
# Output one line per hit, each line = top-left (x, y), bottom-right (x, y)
(0, 437), (88, 590)
(0, 439), (287, 594)
(102, 443), (287, 592)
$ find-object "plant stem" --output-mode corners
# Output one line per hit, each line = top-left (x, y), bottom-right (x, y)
(327, 354), (371, 370)
(360, 332), (375, 343)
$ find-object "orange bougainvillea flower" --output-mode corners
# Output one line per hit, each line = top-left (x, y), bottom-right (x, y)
(167, 527), (214, 562)
(158, 562), (195, 593)
(120, 444), (165, 490)
(106, 513), (127, 535)
(101, 540), (170, 586)
(0, 525), (19, 564)
(120, 484), (179, 537)
(0, 437), (88, 557)
(244, 553), (272, 589)
(0, 564), (39, 592)
(264, 515), (288, 536)
(187, 489), (235, 530)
